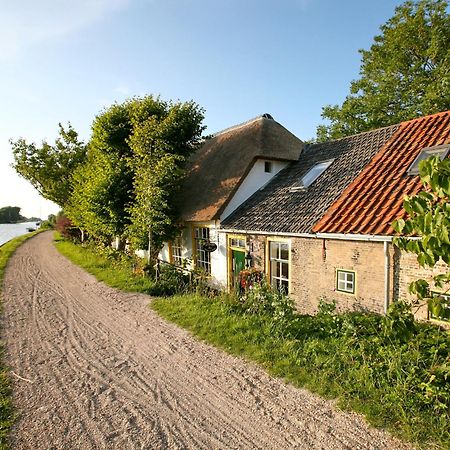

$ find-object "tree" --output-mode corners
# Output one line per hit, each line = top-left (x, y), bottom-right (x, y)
(317, 0), (450, 141)
(0, 206), (25, 223)
(11, 123), (87, 207)
(67, 96), (205, 253)
(68, 102), (134, 243)
(392, 155), (450, 320)
(127, 100), (205, 259)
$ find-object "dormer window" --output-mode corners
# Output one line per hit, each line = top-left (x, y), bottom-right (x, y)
(264, 161), (273, 173)
(407, 144), (450, 176)
(301, 160), (334, 188)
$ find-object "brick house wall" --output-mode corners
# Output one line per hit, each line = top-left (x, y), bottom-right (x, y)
(394, 249), (450, 321)
(289, 238), (390, 315)
(240, 233), (448, 321)
(245, 234), (392, 315)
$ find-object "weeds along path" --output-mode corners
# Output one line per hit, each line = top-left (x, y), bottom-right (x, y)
(1, 232), (410, 450)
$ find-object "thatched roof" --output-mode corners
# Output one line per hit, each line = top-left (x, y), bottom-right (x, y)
(179, 115), (304, 222)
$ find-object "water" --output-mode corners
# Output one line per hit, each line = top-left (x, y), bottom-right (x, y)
(0, 222), (39, 246)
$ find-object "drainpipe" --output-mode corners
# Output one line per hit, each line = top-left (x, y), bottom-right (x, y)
(384, 241), (390, 314)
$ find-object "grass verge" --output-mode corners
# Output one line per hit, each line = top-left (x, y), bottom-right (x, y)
(54, 236), (157, 294)
(152, 293), (450, 450)
(0, 230), (42, 449)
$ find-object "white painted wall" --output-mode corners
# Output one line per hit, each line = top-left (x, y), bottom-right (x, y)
(209, 225), (227, 289)
(220, 158), (288, 221)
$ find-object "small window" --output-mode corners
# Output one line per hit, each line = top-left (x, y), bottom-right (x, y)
(194, 226), (211, 274)
(301, 160), (334, 188)
(407, 144), (450, 176)
(336, 269), (355, 294)
(171, 235), (183, 266)
(269, 241), (289, 293)
(230, 237), (246, 248)
(264, 161), (272, 173)
(429, 292), (450, 322)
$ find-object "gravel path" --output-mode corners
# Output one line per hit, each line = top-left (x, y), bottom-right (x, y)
(1, 232), (411, 449)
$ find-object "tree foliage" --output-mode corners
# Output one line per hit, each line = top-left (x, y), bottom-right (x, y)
(67, 96), (205, 253)
(11, 123), (87, 207)
(127, 99), (205, 253)
(392, 155), (450, 318)
(67, 102), (137, 242)
(317, 0), (450, 141)
(0, 206), (25, 224)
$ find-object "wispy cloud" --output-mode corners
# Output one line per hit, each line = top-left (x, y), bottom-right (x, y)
(0, 0), (131, 61)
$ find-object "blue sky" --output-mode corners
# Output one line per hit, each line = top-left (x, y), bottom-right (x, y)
(0, 0), (406, 219)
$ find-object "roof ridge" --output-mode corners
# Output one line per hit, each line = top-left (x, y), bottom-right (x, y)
(211, 114), (274, 138)
(312, 123), (399, 147)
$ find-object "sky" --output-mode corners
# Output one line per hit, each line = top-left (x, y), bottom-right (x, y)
(0, 0), (407, 219)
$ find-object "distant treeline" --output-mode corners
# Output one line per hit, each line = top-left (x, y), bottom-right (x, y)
(0, 206), (40, 224)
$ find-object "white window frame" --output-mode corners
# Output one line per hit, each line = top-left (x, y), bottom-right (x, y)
(336, 269), (356, 294)
(407, 144), (450, 176)
(171, 235), (183, 266)
(269, 241), (289, 293)
(194, 226), (211, 274)
(301, 159), (334, 188)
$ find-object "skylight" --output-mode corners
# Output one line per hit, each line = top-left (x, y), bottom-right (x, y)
(301, 160), (334, 188)
(407, 144), (450, 176)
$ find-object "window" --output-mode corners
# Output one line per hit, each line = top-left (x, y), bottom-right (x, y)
(269, 241), (289, 293)
(336, 269), (355, 294)
(301, 160), (334, 188)
(430, 292), (450, 322)
(230, 237), (245, 248)
(194, 226), (211, 274)
(407, 144), (450, 176)
(264, 161), (273, 173)
(171, 235), (183, 266)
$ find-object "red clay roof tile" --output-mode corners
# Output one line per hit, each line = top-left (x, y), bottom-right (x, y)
(313, 111), (450, 235)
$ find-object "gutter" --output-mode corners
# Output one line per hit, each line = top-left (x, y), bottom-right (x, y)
(384, 241), (390, 313)
(219, 228), (394, 242)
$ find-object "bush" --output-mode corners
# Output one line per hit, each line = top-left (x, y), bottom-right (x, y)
(55, 215), (80, 241)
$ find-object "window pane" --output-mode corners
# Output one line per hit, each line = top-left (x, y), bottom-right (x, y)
(281, 261), (289, 278)
(270, 242), (278, 258)
(280, 245), (289, 261)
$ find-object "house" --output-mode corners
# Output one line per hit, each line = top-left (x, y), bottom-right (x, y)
(160, 110), (450, 323)
(158, 114), (304, 288)
(221, 111), (450, 321)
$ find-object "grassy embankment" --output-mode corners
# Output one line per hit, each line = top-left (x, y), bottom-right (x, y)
(56, 237), (450, 450)
(0, 230), (42, 449)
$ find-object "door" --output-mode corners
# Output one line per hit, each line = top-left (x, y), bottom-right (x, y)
(231, 249), (246, 289)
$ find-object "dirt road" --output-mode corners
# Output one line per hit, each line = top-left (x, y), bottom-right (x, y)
(1, 232), (410, 449)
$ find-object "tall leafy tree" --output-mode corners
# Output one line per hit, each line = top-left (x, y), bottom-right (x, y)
(68, 96), (205, 250)
(11, 123), (86, 207)
(317, 0), (450, 141)
(127, 99), (205, 259)
(67, 102), (138, 242)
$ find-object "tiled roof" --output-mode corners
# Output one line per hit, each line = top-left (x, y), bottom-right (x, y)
(179, 115), (304, 222)
(313, 111), (450, 235)
(221, 124), (399, 233)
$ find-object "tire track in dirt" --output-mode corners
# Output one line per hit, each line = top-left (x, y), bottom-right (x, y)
(1, 232), (412, 449)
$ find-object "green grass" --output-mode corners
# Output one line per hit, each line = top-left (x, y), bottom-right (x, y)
(54, 236), (157, 294)
(152, 293), (450, 450)
(0, 230), (42, 449)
